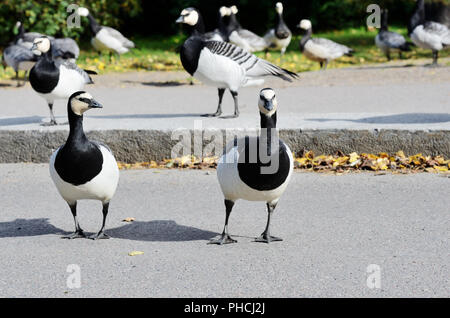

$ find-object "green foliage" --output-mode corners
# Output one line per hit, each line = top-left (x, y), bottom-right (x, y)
(0, 0), (141, 45)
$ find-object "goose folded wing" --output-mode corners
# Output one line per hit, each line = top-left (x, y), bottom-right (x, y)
(382, 31), (406, 48)
(205, 41), (297, 81)
(423, 22), (450, 44)
(311, 38), (352, 56)
(237, 29), (268, 50)
(4, 45), (38, 63)
(52, 38), (80, 59)
(57, 60), (94, 83)
(103, 26), (135, 48)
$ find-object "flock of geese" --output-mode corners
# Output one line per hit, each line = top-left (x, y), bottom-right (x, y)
(0, 0), (449, 243)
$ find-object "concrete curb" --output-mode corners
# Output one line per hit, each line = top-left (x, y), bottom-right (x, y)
(1, 129), (449, 163)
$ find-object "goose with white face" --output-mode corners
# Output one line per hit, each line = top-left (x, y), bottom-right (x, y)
(230, 5), (238, 15)
(258, 88), (278, 117)
(298, 19), (312, 30)
(219, 6), (231, 17)
(176, 8), (199, 26)
(70, 92), (102, 116)
(31, 37), (51, 55)
(276, 2), (284, 15)
(77, 7), (90, 17)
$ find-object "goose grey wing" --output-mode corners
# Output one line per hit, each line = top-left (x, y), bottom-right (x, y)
(52, 38), (80, 59)
(3, 45), (37, 67)
(312, 37), (352, 53)
(57, 60), (93, 83)
(423, 22), (450, 44)
(237, 29), (268, 50)
(103, 26), (135, 48)
(205, 41), (297, 81)
(380, 31), (406, 48)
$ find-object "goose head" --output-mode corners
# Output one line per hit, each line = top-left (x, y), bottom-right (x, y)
(258, 88), (278, 118)
(297, 19), (312, 31)
(219, 6), (231, 17)
(230, 5), (238, 15)
(77, 7), (90, 17)
(69, 91), (102, 116)
(31, 37), (51, 54)
(176, 7), (200, 26)
(276, 2), (284, 15)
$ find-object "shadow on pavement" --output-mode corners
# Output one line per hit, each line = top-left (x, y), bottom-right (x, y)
(94, 113), (202, 119)
(0, 116), (43, 126)
(122, 80), (188, 87)
(107, 220), (218, 242)
(0, 218), (68, 238)
(306, 113), (450, 124)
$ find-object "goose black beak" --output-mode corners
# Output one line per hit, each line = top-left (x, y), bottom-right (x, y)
(30, 43), (38, 51)
(175, 16), (184, 24)
(89, 99), (103, 109)
(263, 100), (274, 112)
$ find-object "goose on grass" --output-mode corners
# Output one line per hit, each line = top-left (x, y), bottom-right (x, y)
(175, 7), (226, 42)
(264, 2), (292, 57)
(2, 43), (39, 87)
(210, 88), (293, 245)
(177, 9), (298, 118)
(408, 0), (450, 66)
(77, 7), (135, 58)
(29, 37), (96, 126)
(225, 5), (269, 53)
(375, 9), (412, 61)
(50, 91), (119, 240)
(298, 19), (354, 70)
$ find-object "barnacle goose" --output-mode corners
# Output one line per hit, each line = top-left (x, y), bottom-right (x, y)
(408, 0), (450, 66)
(2, 43), (38, 87)
(226, 5), (269, 52)
(77, 7), (135, 56)
(14, 21), (79, 62)
(375, 9), (412, 61)
(210, 88), (293, 245)
(264, 2), (292, 57)
(177, 14), (298, 118)
(50, 91), (119, 240)
(298, 19), (354, 70)
(29, 37), (95, 126)
(176, 7), (226, 42)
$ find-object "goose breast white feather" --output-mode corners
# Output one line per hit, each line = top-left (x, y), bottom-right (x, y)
(217, 138), (293, 203)
(50, 145), (119, 204)
(411, 23), (450, 51)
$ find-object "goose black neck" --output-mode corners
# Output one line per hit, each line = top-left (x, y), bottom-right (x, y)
(260, 112), (277, 130)
(229, 14), (242, 32)
(276, 12), (284, 27)
(218, 14), (230, 40)
(381, 11), (389, 31)
(409, 0), (425, 34)
(87, 14), (102, 34)
(260, 112), (278, 155)
(14, 24), (25, 43)
(67, 108), (88, 144)
(300, 28), (312, 51)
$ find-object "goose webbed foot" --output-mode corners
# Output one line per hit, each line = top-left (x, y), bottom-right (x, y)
(208, 233), (237, 245)
(89, 231), (110, 240)
(201, 110), (222, 118)
(220, 112), (240, 119)
(254, 232), (283, 244)
(62, 230), (86, 240)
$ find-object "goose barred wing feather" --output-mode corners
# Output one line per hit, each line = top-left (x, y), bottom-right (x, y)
(56, 60), (94, 84)
(52, 38), (80, 59)
(103, 26), (135, 48)
(237, 29), (269, 51)
(3, 44), (37, 69)
(205, 41), (297, 81)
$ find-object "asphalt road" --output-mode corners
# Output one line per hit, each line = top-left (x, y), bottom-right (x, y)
(0, 164), (448, 297)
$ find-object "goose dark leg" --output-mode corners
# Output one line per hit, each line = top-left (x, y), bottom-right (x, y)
(62, 202), (86, 239)
(230, 90), (240, 118)
(202, 88), (224, 117)
(398, 51), (402, 59)
(431, 51), (439, 66)
(386, 50), (391, 61)
(209, 200), (237, 245)
(41, 102), (57, 126)
(319, 61), (323, 69)
(255, 202), (283, 243)
(15, 71), (20, 87)
(90, 202), (111, 240)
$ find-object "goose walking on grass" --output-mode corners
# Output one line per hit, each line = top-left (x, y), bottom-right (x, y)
(29, 37), (96, 126)
(177, 8), (298, 118)
(297, 19), (354, 70)
(2, 43), (38, 87)
(50, 91), (119, 240)
(375, 9), (412, 61)
(77, 7), (135, 58)
(210, 88), (293, 245)
(176, 7), (226, 42)
(225, 5), (269, 53)
(264, 2), (292, 57)
(408, 0), (450, 66)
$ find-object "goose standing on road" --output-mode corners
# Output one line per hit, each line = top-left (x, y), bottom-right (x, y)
(226, 5), (269, 52)
(298, 19), (354, 70)
(408, 0), (450, 66)
(176, 7), (226, 42)
(375, 9), (412, 61)
(29, 37), (95, 125)
(50, 91), (119, 240)
(264, 2), (292, 57)
(210, 88), (293, 244)
(77, 7), (135, 57)
(177, 9), (298, 118)
(2, 43), (38, 86)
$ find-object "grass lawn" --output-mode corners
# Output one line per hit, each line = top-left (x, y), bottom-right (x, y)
(1, 27), (449, 80)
